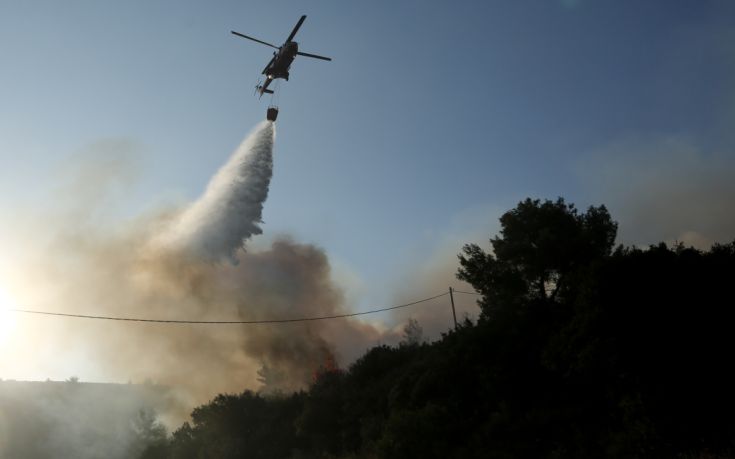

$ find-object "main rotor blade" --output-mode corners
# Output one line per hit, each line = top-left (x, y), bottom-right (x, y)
(231, 31), (279, 49)
(297, 51), (332, 61)
(286, 15), (306, 42)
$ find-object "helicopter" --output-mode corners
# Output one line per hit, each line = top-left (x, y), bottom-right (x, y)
(231, 15), (332, 97)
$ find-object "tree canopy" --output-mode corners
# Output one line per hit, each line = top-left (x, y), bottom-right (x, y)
(458, 198), (617, 317)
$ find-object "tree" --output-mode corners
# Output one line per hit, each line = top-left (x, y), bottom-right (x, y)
(400, 318), (423, 346)
(457, 198), (617, 318)
(130, 409), (168, 459)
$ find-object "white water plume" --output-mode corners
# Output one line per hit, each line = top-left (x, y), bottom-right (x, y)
(165, 120), (275, 262)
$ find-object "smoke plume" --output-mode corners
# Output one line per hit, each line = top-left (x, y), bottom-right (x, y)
(1, 121), (381, 432)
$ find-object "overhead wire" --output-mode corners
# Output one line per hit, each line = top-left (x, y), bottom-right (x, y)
(451, 289), (482, 296)
(9, 291), (450, 325)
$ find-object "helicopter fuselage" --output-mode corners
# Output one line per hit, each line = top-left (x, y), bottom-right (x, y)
(264, 42), (298, 80)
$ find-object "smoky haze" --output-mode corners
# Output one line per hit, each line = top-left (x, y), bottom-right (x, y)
(578, 137), (735, 249)
(0, 380), (170, 459)
(3, 121), (384, 428)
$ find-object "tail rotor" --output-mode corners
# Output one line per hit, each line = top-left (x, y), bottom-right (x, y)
(254, 79), (262, 97)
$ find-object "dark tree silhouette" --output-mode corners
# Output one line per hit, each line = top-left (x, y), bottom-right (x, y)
(457, 197), (617, 317)
(400, 318), (424, 346)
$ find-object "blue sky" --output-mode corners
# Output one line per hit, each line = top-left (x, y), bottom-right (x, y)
(1, 0), (734, 309)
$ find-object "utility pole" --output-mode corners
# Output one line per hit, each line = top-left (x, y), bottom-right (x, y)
(449, 287), (458, 330)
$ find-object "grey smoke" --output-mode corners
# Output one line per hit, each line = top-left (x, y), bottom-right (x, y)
(1, 120), (382, 432)
(577, 137), (735, 248)
(0, 380), (168, 459)
(2, 119), (455, 459)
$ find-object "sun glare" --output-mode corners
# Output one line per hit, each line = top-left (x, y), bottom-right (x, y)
(0, 285), (19, 346)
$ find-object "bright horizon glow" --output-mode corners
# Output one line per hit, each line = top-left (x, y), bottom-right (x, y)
(0, 284), (19, 347)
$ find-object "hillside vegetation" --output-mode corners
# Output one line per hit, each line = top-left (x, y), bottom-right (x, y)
(149, 198), (735, 459)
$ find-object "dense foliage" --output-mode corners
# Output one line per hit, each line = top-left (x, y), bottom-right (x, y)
(148, 198), (735, 458)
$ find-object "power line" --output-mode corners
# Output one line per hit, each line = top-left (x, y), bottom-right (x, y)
(9, 292), (450, 325)
(451, 289), (482, 296)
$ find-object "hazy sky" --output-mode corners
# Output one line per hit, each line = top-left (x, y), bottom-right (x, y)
(1, 0), (734, 313)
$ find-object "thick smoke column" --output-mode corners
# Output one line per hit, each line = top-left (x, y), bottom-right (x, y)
(0, 119), (385, 456)
(166, 120), (275, 262)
